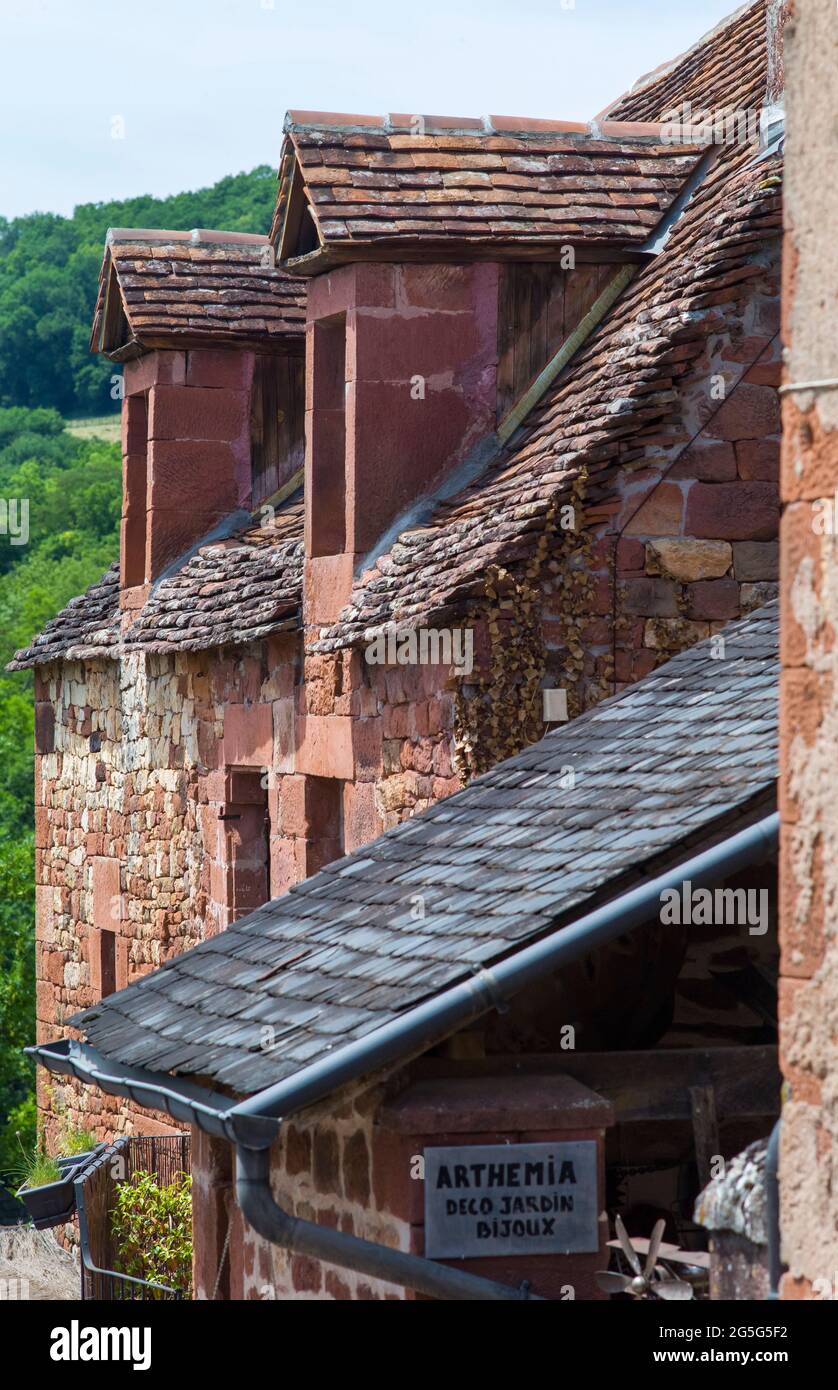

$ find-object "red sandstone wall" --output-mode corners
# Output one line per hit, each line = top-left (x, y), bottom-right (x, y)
(777, 0), (838, 1301)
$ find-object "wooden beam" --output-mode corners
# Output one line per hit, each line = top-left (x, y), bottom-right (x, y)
(690, 1084), (720, 1187)
(414, 1046), (781, 1126)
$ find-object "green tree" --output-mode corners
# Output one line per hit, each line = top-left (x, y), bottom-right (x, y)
(0, 166), (277, 417)
(0, 408), (121, 1182)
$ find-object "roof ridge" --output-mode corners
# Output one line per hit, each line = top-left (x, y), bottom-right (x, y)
(107, 227), (269, 248)
(283, 108), (707, 144)
(596, 1), (763, 120)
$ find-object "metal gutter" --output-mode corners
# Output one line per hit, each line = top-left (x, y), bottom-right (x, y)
(29, 811), (778, 1301)
(228, 812), (778, 1133)
(26, 1039), (258, 1142)
(31, 813), (778, 1146)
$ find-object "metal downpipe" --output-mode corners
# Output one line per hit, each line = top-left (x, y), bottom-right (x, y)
(235, 1145), (539, 1301)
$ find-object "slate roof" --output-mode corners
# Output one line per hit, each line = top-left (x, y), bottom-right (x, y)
(317, 0), (779, 651)
(71, 602), (778, 1094)
(8, 491), (304, 669)
(91, 229), (306, 359)
(273, 113), (705, 271)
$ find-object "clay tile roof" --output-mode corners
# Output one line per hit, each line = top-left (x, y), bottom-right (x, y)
(7, 491), (304, 670)
(6, 565), (122, 670)
(123, 491), (303, 654)
(91, 228), (307, 360)
(68, 602), (778, 1094)
(316, 149), (782, 651)
(316, 3), (780, 652)
(272, 112), (706, 272)
(601, 0), (767, 124)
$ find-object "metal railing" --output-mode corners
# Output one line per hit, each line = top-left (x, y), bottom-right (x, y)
(75, 1133), (191, 1301)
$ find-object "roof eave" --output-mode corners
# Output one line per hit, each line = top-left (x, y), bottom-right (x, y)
(36, 809), (778, 1128)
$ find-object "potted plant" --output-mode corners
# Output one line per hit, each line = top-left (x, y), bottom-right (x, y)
(55, 1125), (104, 1172)
(14, 1146), (83, 1229)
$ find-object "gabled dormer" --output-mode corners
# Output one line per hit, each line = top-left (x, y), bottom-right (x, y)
(271, 112), (705, 622)
(92, 228), (306, 606)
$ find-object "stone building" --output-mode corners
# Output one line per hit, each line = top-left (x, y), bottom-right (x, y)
(18, 0), (793, 1298)
(775, 0), (838, 1301)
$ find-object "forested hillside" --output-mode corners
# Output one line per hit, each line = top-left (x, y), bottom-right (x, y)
(0, 408), (121, 1176)
(0, 166), (277, 1179)
(0, 166), (277, 417)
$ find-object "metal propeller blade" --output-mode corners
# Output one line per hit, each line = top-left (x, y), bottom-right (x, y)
(595, 1270), (633, 1295)
(654, 1275), (694, 1301)
(644, 1219), (666, 1280)
(614, 1214), (642, 1275)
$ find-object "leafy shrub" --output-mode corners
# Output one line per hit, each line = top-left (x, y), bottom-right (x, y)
(111, 1170), (192, 1295)
(0, 1093), (36, 1180)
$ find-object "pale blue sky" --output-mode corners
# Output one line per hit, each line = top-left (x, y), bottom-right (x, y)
(1, 0), (744, 219)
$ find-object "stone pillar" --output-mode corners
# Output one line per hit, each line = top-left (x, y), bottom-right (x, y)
(121, 347), (255, 597)
(191, 1127), (233, 1301)
(778, 0), (838, 1299)
(695, 1138), (769, 1300)
(303, 261), (499, 625)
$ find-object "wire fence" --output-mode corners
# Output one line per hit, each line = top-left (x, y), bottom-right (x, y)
(75, 1133), (191, 1301)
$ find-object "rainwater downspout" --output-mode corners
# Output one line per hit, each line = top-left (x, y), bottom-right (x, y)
(235, 1146), (536, 1300)
(31, 812), (778, 1301)
(230, 813), (777, 1299)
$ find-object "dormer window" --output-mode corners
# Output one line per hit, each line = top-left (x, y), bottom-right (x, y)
(120, 392), (148, 589)
(250, 353), (305, 507)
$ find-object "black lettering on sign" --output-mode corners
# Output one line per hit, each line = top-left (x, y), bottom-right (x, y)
(423, 1141), (598, 1259)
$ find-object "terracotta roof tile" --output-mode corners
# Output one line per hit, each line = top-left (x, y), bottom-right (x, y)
(91, 230), (306, 359)
(273, 116), (706, 269)
(8, 491), (304, 670)
(315, 141), (781, 652)
(314, 4), (778, 651)
(6, 565), (122, 669)
(602, 1), (767, 124)
(124, 492), (303, 653)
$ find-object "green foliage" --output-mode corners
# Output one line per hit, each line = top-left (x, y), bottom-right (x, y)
(58, 1124), (97, 1157)
(112, 1171), (193, 1295)
(0, 164), (269, 1188)
(15, 1145), (62, 1191)
(0, 166), (277, 417)
(0, 831), (35, 1179)
(0, 1093), (36, 1180)
(0, 407), (121, 1185)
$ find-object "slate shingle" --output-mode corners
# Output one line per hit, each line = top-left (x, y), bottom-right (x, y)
(71, 602), (779, 1094)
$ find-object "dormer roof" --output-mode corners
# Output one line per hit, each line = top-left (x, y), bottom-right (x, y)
(91, 228), (307, 360)
(272, 113), (706, 274)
